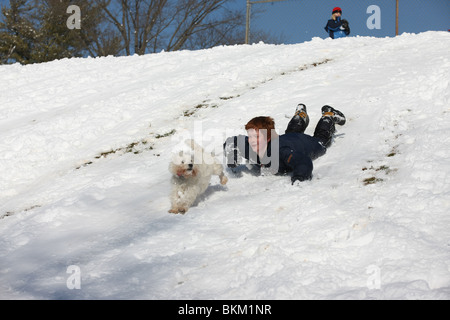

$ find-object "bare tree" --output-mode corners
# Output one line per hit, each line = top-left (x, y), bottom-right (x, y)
(1, 0), (246, 63)
(181, 6), (244, 49)
(94, 0), (163, 55)
(166, 0), (224, 51)
(95, 0), (244, 55)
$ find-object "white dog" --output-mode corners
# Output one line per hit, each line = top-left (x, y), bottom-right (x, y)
(168, 139), (228, 214)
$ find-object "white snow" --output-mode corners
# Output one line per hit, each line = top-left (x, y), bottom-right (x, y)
(1, 31), (449, 300)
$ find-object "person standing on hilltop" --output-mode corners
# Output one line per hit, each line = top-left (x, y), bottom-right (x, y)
(324, 7), (350, 39)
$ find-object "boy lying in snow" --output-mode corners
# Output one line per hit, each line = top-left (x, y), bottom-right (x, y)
(223, 104), (346, 184)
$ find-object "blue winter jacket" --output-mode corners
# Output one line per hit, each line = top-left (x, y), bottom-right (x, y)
(225, 133), (326, 181)
(324, 17), (350, 39)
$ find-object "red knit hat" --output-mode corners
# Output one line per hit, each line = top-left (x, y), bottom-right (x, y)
(332, 7), (342, 14)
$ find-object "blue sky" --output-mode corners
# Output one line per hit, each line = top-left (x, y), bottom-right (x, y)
(236, 0), (450, 44)
(0, 0), (447, 45)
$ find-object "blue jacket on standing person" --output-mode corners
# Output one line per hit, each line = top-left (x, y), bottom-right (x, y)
(324, 7), (350, 39)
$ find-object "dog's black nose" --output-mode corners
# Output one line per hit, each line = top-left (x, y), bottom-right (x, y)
(188, 163), (194, 170)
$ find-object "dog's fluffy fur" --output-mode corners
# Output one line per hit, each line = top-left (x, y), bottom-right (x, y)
(168, 139), (228, 214)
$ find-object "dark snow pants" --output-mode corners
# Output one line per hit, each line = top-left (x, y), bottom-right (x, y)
(285, 114), (335, 148)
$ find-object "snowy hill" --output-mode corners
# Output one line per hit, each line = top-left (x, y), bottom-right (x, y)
(0, 32), (449, 300)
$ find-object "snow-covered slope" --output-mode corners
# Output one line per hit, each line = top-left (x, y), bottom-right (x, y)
(1, 32), (449, 299)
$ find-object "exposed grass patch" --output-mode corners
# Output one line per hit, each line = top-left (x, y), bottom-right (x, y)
(155, 129), (176, 139)
(219, 96), (237, 100)
(387, 151), (397, 157)
(182, 59), (333, 117)
(2, 205), (41, 219)
(184, 102), (218, 117)
(76, 138), (155, 169)
(362, 163), (397, 185)
(363, 176), (384, 185)
(280, 59), (332, 76)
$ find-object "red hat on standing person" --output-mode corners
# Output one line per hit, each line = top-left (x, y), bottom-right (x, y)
(332, 7), (342, 14)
